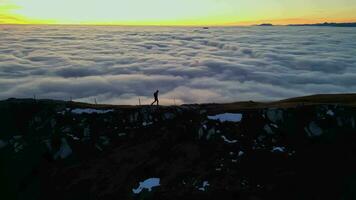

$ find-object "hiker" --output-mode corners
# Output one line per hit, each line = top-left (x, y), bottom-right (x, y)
(151, 90), (159, 106)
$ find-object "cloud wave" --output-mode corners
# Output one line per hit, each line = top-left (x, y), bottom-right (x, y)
(0, 25), (356, 104)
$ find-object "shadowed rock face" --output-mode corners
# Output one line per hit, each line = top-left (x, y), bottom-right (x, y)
(1, 98), (356, 200)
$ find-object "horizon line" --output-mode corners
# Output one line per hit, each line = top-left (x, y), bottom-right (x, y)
(1, 21), (356, 27)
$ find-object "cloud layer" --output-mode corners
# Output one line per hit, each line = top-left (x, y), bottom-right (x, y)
(0, 25), (356, 105)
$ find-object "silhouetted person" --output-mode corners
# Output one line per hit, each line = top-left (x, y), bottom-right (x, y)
(151, 90), (159, 106)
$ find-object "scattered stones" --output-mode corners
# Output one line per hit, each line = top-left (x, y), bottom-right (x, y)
(206, 128), (215, 140)
(0, 140), (7, 149)
(99, 136), (110, 146)
(264, 124), (274, 135)
(82, 127), (90, 140)
(13, 135), (22, 140)
(305, 121), (323, 137)
(54, 138), (72, 159)
(1, 99), (356, 199)
(163, 112), (175, 120)
(265, 108), (284, 124)
(198, 127), (204, 139)
(14, 142), (24, 153)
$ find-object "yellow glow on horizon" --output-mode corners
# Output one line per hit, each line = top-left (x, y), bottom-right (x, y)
(1, 0), (356, 25)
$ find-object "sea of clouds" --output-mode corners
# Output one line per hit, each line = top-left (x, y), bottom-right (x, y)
(0, 25), (355, 105)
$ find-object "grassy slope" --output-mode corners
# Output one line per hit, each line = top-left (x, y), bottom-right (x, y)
(196, 93), (356, 113)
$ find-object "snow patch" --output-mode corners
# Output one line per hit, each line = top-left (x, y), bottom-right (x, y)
(270, 123), (278, 128)
(118, 133), (126, 137)
(198, 181), (210, 191)
(71, 108), (114, 114)
(326, 110), (335, 116)
(132, 178), (160, 194)
(221, 135), (238, 144)
(208, 113), (242, 122)
(67, 133), (80, 141)
(272, 146), (286, 153)
(142, 122), (153, 126)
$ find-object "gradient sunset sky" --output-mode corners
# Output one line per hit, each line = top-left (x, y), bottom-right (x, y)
(1, 0), (356, 25)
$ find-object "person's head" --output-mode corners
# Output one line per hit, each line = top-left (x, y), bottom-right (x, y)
(156, 90), (159, 93)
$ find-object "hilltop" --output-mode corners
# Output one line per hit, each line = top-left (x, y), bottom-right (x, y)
(254, 22), (356, 27)
(288, 22), (356, 27)
(1, 94), (356, 200)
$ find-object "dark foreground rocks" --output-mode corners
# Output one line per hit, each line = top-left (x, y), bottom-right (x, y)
(1, 96), (356, 200)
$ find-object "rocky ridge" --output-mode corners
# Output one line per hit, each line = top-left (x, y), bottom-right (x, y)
(1, 95), (356, 200)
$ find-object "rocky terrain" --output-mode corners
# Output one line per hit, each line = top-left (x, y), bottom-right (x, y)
(1, 94), (356, 200)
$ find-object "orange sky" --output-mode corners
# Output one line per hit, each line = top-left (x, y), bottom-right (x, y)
(1, 0), (356, 25)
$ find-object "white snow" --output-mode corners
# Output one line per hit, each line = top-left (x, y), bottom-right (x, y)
(198, 181), (210, 191)
(221, 135), (238, 144)
(67, 133), (80, 141)
(132, 178), (160, 194)
(270, 123), (279, 128)
(71, 108), (114, 114)
(272, 146), (286, 153)
(118, 133), (126, 137)
(238, 151), (244, 157)
(142, 122), (153, 126)
(326, 110), (335, 116)
(208, 113), (242, 122)
(95, 144), (103, 151)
